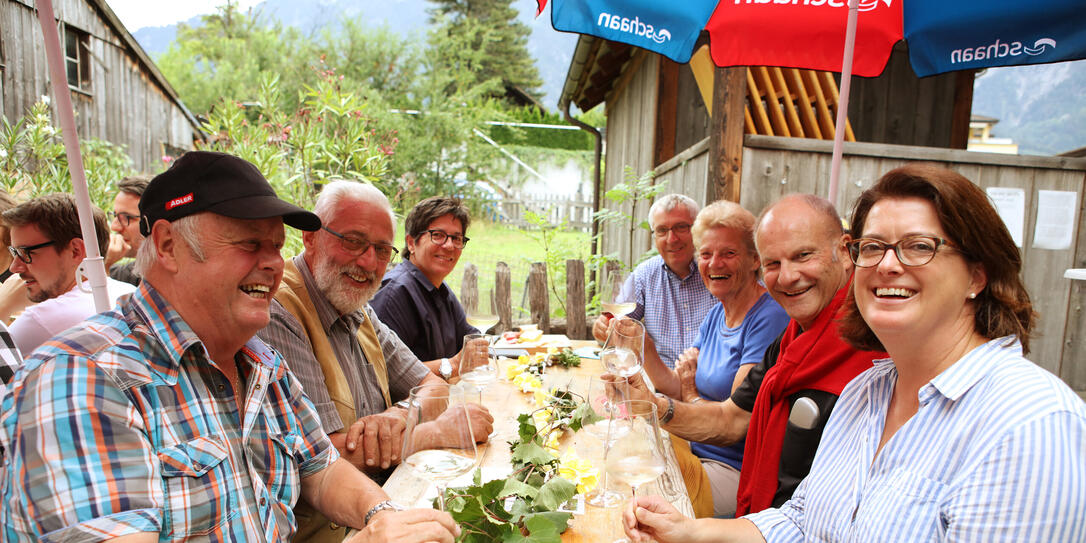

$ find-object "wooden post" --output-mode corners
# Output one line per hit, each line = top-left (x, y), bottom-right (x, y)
(495, 262), (512, 333)
(708, 66), (748, 202)
(528, 262), (550, 333)
(461, 263), (478, 314)
(566, 259), (586, 340)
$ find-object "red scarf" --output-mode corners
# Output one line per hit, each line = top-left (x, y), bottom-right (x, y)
(735, 281), (882, 515)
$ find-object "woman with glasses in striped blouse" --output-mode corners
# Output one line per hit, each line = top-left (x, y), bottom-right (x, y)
(622, 163), (1086, 542)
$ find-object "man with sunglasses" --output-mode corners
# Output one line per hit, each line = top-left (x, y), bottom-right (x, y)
(371, 196), (479, 376)
(591, 194), (716, 375)
(260, 182), (491, 543)
(2, 193), (135, 355)
(104, 174), (151, 286)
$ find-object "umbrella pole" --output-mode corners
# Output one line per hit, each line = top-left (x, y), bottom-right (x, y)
(829, 0), (860, 210)
(35, 0), (111, 313)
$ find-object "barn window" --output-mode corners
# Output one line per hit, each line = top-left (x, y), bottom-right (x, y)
(63, 25), (91, 92)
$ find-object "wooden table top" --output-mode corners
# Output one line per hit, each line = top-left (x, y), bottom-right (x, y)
(382, 345), (694, 542)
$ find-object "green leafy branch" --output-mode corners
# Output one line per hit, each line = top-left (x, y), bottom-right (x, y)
(439, 389), (601, 542)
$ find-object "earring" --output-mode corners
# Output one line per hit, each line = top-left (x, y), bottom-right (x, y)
(968, 292), (976, 299)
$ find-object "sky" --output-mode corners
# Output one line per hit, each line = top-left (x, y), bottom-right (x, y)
(105, 0), (263, 31)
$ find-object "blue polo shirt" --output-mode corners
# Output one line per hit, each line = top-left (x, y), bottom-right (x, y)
(371, 260), (478, 362)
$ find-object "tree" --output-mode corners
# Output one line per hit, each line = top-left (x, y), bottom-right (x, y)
(157, 1), (316, 115)
(427, 0), (543, 102)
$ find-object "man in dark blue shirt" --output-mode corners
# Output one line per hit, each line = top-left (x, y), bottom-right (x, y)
(371, 197), (478, 378)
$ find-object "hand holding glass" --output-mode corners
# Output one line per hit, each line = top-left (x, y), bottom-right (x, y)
(400, 385), (480, 510)
(606, 399), (667, 543)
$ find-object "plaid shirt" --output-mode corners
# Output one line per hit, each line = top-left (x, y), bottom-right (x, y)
(0, 282), (337, 542)
(0, 321), (22, 391)
(623, 255), (716, 368)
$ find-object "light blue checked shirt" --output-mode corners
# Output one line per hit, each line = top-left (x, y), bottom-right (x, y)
(622, 255), (716, 368)
(747, 336), (1086, 542)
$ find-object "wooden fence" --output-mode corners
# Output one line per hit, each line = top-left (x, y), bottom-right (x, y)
(458, 260), (624, 340)
(496, 194), (594, 232)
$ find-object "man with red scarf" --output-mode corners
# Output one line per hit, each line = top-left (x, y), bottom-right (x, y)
(626, 193), (881, 516)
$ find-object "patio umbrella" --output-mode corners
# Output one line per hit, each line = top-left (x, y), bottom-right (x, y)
(34, 0), (110, 312)
(543, 0), (1086, 200)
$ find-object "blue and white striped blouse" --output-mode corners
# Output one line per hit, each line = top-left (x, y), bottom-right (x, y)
(746, 336), (1086, 542)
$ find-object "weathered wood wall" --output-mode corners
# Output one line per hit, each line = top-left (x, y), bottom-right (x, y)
(1, 0), (199, 173)
(599, 52), (658, 266)
(739, 135), (1086, 394)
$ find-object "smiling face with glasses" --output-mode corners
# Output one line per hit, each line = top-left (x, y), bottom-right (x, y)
(407, 213), (468, 287)
(650, 205), (697, 276)
(850, 197), (986, 346)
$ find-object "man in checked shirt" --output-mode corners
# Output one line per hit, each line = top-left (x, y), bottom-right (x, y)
(0, 152), (458, 543)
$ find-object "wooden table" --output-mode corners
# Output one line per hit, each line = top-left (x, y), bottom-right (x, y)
(382, 346), (694, 541)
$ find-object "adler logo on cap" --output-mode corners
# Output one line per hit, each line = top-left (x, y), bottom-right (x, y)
(166, 193), (194, 210)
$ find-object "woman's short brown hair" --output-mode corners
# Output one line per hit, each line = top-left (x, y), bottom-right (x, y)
(839, 163), (1036, 353)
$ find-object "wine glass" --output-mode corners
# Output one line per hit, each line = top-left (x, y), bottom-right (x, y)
(581, 375), (628, 508)
(605, 399), (667, 543)
(601, 318), (645, 381)
(466, 310), (500, 335)
(600, 269), (634, 319)
(400, 384), (480, 510)
(459, 333), (497, 389)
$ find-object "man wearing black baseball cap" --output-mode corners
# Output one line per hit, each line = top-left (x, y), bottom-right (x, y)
(0, 151), (460, 542)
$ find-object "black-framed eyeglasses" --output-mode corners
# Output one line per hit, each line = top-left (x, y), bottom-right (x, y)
(653, 223), (692, 238)
(322, 226), (399, 261)
(111, 211), (139, 228)
(847, 235), (958, 268)
(8, 240), (56, 264)
(424, 229), (469, 249)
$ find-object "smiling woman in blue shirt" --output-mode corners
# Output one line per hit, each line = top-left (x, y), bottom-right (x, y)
(620, 163), (1086, 543)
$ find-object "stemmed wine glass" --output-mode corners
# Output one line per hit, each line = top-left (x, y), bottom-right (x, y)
(581, 375), (629, 508)
(459, 333), (498, 438)
(605, 399), (667, 543)
(600, 318), (645, 396)
(466, 310), (500, 335)
(400, 384), (480, 510)
(600, 270), (634, 319)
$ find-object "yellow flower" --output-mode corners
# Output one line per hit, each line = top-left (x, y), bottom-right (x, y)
(558, 449), (599, 494)
(513, 372), (542, 394)
(532, 407), (553, 428)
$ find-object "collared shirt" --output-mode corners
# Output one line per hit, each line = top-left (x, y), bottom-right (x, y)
(261, 255), (430, 434)
(623, 255), (715, 368)
(747, 337), (1086, 542)
(0, 282), (338, 542)
(370, 259), (477, 362)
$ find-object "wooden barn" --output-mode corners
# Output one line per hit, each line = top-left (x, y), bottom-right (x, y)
(560, 35), (1086, 396)
(0, 0), (202, 172)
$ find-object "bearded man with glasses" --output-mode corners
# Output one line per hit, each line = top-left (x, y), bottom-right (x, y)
(259, 183), (492, 543)
(371, 196), (480, 376)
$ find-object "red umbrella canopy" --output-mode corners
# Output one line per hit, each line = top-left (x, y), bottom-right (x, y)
(707, 0), (901, 77)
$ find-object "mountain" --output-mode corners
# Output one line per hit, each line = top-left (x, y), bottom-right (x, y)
(971, 60), (1086, 156)
(131, 0), (578, 110)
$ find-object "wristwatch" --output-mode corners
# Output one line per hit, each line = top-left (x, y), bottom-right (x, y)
(439, 357), (453, 380)
(364, 500), (404, 526)
(655, 392), (675, 424)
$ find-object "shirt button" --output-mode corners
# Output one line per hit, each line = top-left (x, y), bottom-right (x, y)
(255, 384), (262, 390)
(217, 384), (225, 392)
(260, 497), (267, 506)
